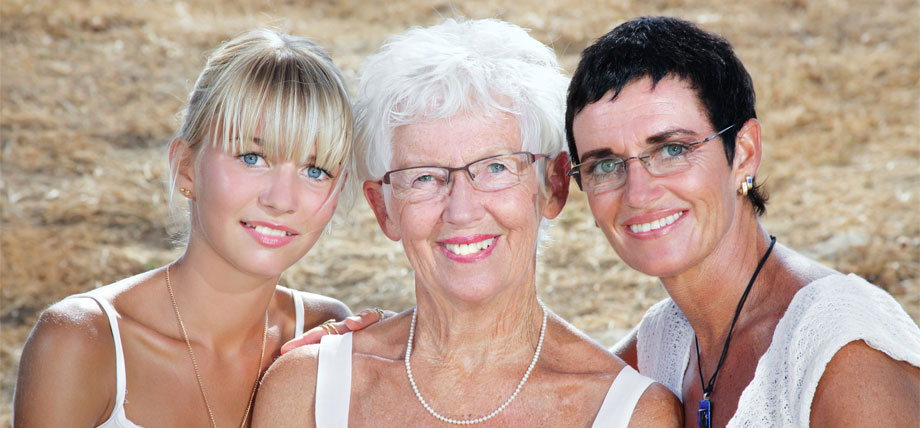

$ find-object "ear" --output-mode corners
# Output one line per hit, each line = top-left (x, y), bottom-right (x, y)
(541, 153), (570, 220)
(169, 137), (196, 196)
(732, 119), (762, 182)
(363, 180), (401, 241)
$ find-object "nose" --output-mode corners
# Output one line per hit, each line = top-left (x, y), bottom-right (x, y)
(258, 165), (299, 215)
(441, 170), (486, 226)
(621, 159), (663, 208)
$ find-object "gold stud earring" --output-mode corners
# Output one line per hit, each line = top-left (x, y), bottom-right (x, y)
(738, 175), (753, 196)
(180, 187), (192, 198)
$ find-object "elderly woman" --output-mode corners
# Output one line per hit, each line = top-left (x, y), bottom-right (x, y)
(254, 19), (680, 427)
(565, 17), (920, 427)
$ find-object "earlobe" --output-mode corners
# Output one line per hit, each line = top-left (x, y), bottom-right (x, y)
(363, 181), (401, 241)
(541, 153), (570, 220)
(169, 137), (196, 195)
(733, 118), (762, 180)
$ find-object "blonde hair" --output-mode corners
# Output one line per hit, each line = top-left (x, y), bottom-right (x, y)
(168, 29), (354, 234)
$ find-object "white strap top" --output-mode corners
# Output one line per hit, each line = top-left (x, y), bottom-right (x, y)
(69, 293), (143, 428)
(313, 332), (653, 428)
(591, 365), (654, 427)
(631, 273), (920, 427)
(73, 289), (306, 428)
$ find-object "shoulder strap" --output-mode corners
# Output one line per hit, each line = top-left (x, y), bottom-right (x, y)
(293, 290), (305, 337)
(67, 294), (128, 420)
(591, 365), (654, 428)
(315, 332), (353, 427)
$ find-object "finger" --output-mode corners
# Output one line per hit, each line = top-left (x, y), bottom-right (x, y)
(343, 308), (384, 331)
(280, 328), (324, 354)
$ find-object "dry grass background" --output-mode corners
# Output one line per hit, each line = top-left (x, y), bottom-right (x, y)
(1, 0), (918, 425)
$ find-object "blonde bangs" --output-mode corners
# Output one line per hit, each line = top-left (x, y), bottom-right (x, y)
(209, 49), (352, 175)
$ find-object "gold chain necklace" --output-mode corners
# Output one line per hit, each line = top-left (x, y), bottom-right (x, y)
(165, 266), (268, 428)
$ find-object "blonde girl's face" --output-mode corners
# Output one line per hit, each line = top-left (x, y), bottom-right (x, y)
(184, 132), (342, 279)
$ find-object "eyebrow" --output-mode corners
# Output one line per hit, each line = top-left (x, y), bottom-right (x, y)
(579, 128), (701, 162)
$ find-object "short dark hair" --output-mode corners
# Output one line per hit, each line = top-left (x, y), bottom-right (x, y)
(565, 16), (767, 215)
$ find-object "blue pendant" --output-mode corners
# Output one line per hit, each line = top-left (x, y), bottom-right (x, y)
(698, 399), (711, 428)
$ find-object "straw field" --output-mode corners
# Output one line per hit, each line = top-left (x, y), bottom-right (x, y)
(2, 0), (918, 424)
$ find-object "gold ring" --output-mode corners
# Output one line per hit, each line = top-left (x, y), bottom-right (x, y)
(374, 308), (386, 321)
(320, 319), (339, 335)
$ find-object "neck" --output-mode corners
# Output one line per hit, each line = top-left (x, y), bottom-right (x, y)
(410, 278), (545, 372)
(166, 247), (277, 350)
(661, 214), (774, 350)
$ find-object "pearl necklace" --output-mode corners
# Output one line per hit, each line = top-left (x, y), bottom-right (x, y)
(166, 266), (267, 428)
(404, 301), (547, 425)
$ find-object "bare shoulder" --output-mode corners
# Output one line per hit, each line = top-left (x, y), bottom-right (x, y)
(811, 340), (920, 426)
(627, 381), (682, 428)
(542, 314), (628, 374)
(14, 295), (117, 426)
(253, 343), (321, 428)
(283, 286), (351, 325)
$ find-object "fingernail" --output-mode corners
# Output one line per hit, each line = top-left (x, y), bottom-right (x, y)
(346, 315), (361, 323)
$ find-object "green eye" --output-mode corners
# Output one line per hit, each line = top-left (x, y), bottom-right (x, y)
(593, 159), (621, 175)
(662, 144), (688, 157)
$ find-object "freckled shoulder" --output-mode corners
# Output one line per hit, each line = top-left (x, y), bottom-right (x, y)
(627, 381), (682, 428)
(253, 343), (321, 428)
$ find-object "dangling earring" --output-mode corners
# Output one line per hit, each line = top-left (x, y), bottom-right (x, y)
(738, 175), (753, 196)
(180, 187), (192, 198)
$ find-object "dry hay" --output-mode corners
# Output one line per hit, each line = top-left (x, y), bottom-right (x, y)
(2, 0), (918, 425)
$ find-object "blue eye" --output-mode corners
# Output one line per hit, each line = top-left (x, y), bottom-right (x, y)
(240, 153), (263, 166)
(416, 174), (434, 183)
(305, 166), (328, 180)
(487, 163), (506, 173)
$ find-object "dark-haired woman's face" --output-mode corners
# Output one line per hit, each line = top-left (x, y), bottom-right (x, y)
(571, 77), (739, 279)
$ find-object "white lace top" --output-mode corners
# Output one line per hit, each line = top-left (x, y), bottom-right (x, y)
(631, 273), (920, 427)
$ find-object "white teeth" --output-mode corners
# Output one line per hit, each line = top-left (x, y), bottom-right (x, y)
(629, 211), (684, 233)
(246, 223), (292, 237)
(445, 238), (495, 256)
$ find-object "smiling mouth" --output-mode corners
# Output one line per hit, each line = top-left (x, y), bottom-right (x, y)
(242, 221), (294, 237)
(628, 211), (684, 233)
(444, 237), (496, 256)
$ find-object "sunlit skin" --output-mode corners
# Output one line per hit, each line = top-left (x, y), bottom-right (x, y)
(253, 109), (682, 427)
(576, 76), (920, 427)
(571, 77), (745, 281)
(12, 132), (355, 427)
(375, 111), (547, 313)
(184, 137), (341, 281)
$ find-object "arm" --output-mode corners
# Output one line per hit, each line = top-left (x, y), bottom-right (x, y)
(14, 300), (116, 427)
(252, 346), (320, 428)
(810, 340), (920, 426)
(610, 325), (639, 370)
(627, 382), (683, 428)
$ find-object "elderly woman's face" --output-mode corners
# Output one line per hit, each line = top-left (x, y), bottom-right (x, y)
(572, 76), (742, 279)
(373, 111), (550, 303)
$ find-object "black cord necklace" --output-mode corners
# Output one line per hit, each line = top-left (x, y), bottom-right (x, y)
(694, 235), (776, 428)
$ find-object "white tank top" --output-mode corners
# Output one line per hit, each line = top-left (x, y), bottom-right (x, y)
(73, 290), (307, 428)
(631, 273), (920, 427)
(314, 332), (655, 427)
